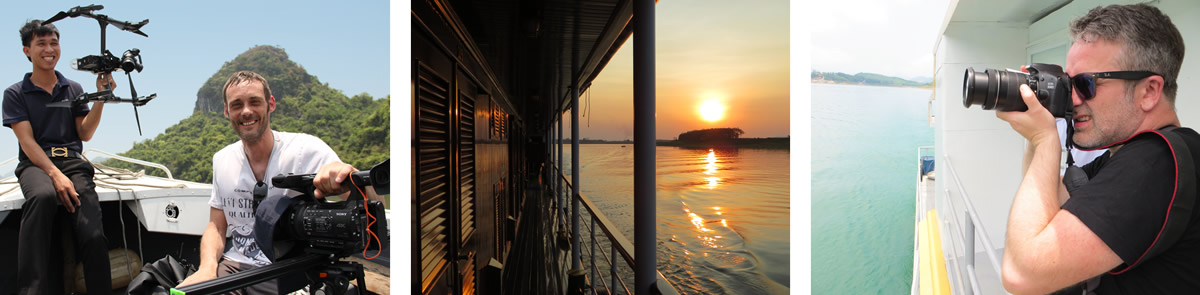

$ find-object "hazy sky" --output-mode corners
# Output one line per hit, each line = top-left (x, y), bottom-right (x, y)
(578, 0), (791, 141)
(1, 1), (388, 163)
(810, 0), (951, 80)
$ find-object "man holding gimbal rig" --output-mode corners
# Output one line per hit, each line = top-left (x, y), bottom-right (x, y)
(175, 71), (358, 294)
(993, 4), (1200, 294)
(3, 19), (117, 294)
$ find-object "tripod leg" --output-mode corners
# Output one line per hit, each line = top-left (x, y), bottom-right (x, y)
(355, 263), (366, 295)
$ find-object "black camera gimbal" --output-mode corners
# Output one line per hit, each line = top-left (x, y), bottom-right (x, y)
(43, 5), (157, 135)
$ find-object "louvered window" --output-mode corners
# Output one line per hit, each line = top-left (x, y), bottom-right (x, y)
(416, 62), (451, 294)
(458, 90), (477, 295)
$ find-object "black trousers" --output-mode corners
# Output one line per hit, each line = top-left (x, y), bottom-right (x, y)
(15, 158), (111, 295)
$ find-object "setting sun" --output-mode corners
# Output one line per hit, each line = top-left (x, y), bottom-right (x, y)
(699, 100), (725, 122)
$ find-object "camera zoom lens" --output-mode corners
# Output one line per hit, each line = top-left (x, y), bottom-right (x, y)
(962, 67), (1030, 112)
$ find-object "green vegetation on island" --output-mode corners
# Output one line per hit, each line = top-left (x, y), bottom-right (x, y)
(811, 70), (932, 88)
(105, 45), (389, 183)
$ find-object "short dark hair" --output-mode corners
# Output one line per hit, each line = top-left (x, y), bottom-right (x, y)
(222, 71), (273, 105)
(1070, 4), (1185, 103)
(19, 20), (59, 62)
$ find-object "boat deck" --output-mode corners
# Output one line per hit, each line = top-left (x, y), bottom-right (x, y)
(915, 156), (1006, 294)
(500, 179), (569, 295)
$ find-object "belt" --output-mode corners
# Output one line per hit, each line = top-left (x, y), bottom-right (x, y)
(44, 147), (81, 158)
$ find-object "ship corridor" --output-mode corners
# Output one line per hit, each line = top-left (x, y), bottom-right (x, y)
(413, 0), (673, 294)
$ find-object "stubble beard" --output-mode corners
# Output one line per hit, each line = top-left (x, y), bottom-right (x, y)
(233, 116), (270, 145)
(1072, 90), (1139, 150)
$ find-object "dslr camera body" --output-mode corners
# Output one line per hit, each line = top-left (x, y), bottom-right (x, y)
(73, 48), (144, 74)
(963, 63), (1073, 118)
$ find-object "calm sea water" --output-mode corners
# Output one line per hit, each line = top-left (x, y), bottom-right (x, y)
(564, 144), (790, 294)
(811, 83), (934, 293)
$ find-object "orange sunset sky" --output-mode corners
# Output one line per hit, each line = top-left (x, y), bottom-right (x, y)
(566, 0), (790, 141)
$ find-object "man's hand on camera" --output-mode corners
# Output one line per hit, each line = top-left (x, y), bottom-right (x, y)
(314, 162), (358, 199)
(95, 72), (116, 91)
(997, 84), (1059, 147)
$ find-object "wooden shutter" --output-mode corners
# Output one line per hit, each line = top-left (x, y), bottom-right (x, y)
(458, 89), (477, 295)
(416, 62), (452, 294)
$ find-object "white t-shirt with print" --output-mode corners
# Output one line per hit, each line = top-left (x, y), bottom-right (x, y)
(209, 130), (341, 266)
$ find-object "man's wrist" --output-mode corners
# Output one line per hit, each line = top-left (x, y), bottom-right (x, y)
(1030, 134), (1061, 151)
(45, 167), (65, 179)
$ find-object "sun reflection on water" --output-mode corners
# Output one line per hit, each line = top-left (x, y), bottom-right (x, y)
(682, 203), (733, 250)
(704, 149), (720, 189)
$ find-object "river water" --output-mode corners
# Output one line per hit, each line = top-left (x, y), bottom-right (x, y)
(564, 144), (790, 294)
(811, 83), (934, 293)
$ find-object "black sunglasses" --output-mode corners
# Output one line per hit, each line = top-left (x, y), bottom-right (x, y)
(1071, 71), (1161, 100)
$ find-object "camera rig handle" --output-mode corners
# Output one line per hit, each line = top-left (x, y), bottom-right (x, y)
(271, 159), (391, 203)
(43, 5), (155, 136)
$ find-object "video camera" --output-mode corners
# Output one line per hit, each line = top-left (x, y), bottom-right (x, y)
(270, 160), (390, 258)
(173, 159), (390, 295)
(43, 4), (157, 135)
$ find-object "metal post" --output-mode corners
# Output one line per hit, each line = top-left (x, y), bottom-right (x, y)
(633, 0), (656, 293)
(571, 85), (582, 270)
(964, 212), (975, 295)
(591, 216), (597, 291)
(611, 243), (618, 294)
(558, 106), (564, 217)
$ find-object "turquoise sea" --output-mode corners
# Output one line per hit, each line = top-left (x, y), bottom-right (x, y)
(811, 83), (934, 293)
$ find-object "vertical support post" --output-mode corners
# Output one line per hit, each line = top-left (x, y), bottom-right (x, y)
(591, 216), (597, 291)
(965, 212), (975, 284)
(558, 106), (564, 217)
(633, 0), (656, 293)
(571, 86), (582, 270)
(611, 243), (618, 294)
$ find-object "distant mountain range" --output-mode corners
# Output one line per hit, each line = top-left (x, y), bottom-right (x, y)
(811, 70), (933, 88)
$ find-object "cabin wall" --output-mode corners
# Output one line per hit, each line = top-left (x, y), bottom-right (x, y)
(413, 1), (522, 294)
(934, 20), (1028, 264)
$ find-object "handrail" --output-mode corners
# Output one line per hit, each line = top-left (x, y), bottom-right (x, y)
(912, 146), (931, 295)
(550, 163), (679, 295)
(0, 156), (16, 170)
(84, 149), (175, 179)
(942, 155), (1004, 282)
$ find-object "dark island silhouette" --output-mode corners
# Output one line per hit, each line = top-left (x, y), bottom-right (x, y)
(659, 128), (788, 149)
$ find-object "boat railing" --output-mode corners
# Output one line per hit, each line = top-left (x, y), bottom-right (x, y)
(940, 154), (1004, 295)
(548, 164), (679, 295)
(0, 157), (15, 171)
(84, 149), (175, 180)
(912, 146), (932, 295)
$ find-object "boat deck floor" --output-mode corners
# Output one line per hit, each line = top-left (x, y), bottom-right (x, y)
(500, 177), (569, 295)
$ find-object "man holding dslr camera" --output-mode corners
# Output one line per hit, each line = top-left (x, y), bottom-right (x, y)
(995, 4), (1199, 294)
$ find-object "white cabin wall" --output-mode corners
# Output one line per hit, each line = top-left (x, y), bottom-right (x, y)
(934, 21), (1028, 257)
(1156, 0), (1200, 127)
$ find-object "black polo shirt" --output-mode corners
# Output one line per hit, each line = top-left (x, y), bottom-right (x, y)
(2, 71), (89, 162)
